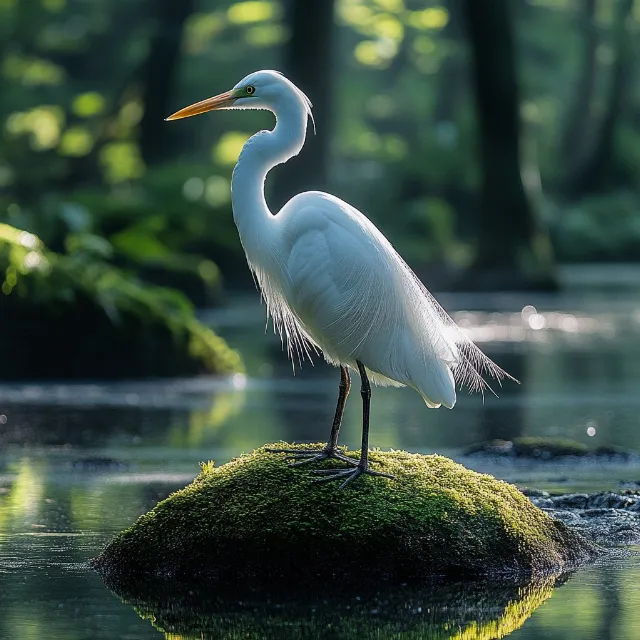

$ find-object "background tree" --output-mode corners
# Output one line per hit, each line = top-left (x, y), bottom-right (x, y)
(564, 0), (634, 198)
(433, 0), (466, 125)
(460, 0), (555, 290)
(139, 0), (196, 166)
(559, 0), (599, 178)
(270, 0), (335, 210)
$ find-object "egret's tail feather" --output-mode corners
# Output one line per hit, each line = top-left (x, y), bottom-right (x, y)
(413, 357), (456, 410)
(398, 256), (518, 399)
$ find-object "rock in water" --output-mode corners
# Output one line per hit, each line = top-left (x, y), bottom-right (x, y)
(464, 437), (635, 461)
(93, 444), (597, 591)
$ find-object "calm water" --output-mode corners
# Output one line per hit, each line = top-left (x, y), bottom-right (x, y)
(1, 292), (640, 639)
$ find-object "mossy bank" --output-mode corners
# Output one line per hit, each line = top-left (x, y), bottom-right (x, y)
(0, 222), (242, 378)
(94, 444), (597, 591)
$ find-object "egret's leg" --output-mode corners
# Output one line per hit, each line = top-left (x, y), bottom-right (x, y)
(265, 366), (358, 466)
(328, 365), (351, 450)
(312, 361), (395, 489)
(358, 359), (372, 468)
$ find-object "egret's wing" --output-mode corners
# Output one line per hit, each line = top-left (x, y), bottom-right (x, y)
(250, 191), (516, 396)
(281, 199), (402, 366)
(285, 193), (516, 397)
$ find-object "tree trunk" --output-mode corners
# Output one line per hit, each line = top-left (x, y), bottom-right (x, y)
(434, 0), (466, 123)
(460, 0), (555, 290)
(559, 0), (598, 176)
(139, 0), (195, 166)
(563, 0), (634, 198)
(269, 0), (335, 211)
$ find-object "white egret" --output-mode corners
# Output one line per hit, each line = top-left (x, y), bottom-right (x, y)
(167, 70), (515, 488)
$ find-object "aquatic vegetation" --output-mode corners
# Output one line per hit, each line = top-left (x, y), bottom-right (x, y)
(94, 445), (597, 591)
(0, 222), (242, 377)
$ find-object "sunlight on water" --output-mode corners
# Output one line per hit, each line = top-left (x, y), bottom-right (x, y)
(455, 304), (618, 343)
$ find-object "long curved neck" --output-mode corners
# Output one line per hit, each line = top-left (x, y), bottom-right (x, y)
(231, 102), (307, 262)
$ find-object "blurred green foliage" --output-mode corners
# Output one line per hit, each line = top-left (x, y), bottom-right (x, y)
(547, 191), (640, 262)
(1, 0), (639, 300)
(0, 221), (243, 377)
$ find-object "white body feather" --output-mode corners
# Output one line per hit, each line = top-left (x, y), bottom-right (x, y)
(227, 70), (513, 410)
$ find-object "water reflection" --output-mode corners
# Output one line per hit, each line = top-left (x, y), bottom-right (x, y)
(120, 578), (556, 640)
(479, 350), (527, 442)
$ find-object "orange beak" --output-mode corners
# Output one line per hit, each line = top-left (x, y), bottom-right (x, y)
(165, 89), (237, 121)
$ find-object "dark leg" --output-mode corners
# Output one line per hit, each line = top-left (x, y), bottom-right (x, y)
(266, 366), (358, 466)
(329, 365), (351, 449)
(358, 360), (371, 468)
(312, 361), (395, 489)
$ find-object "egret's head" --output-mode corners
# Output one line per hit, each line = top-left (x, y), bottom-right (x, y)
(165, 70), (313, 126)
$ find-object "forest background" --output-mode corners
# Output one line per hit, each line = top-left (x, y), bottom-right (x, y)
(1, 0), (639, 376)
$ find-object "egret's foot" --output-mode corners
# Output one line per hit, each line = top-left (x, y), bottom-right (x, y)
(265, 446), (358, 467)
(312, 463), (395, 489)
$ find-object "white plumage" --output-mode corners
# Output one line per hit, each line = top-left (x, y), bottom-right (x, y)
(167, 70), (515, 487)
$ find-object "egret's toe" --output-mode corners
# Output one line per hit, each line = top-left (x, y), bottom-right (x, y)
(265, 447), (358, 468)
(312, 464), (395, 489)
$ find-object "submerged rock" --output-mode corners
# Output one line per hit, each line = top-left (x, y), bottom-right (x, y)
(528, 491), (640, 546)
(465, 437), (636, 461)
(70, 457), (128, 472)
(93, 444), (596, 592)
(531, 491), (640, 512)
(519, 487), (551, 499)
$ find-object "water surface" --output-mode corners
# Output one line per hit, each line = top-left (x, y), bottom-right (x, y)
(1, 292), (640, 638)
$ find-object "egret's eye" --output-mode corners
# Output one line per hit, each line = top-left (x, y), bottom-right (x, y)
(245, 85), (255, 95)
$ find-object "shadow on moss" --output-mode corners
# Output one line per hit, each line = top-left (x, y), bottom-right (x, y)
(0, 222), (242, 378)
(113, 574), (560, 640)
(93, 444), (598, 593)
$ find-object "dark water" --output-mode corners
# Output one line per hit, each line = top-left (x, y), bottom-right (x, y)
(1, 292), (640, 639)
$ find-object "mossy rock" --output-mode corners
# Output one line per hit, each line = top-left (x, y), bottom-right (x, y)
(93, 444), (597, 591)
(124, 576), (557, 640)
(465, 437), (634, 460)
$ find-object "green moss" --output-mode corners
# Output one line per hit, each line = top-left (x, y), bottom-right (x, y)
(465, 437), (631, 459)
(124, 577), (555, 639)
(94, 444), (597, 592)
(0, 222), (243, 378)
